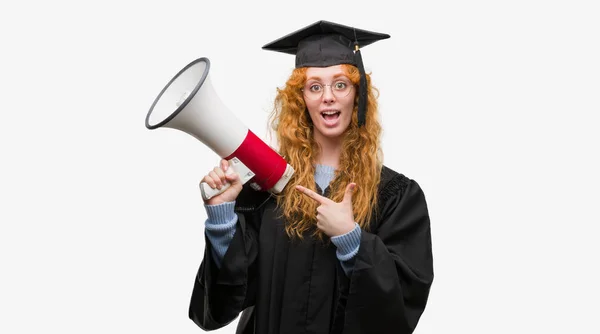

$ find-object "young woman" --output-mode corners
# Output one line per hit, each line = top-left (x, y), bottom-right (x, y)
(188, 20), (434, 334)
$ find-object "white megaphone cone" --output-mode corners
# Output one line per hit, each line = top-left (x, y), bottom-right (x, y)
(145, 57), (294, 200)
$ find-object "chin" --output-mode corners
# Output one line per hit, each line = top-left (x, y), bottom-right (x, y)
(315, 125), (347, 139)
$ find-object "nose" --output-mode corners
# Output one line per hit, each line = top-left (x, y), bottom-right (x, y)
(321, 85), (336, 103)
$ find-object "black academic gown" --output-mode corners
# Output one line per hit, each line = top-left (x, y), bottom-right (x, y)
(189, 166), (434, 334)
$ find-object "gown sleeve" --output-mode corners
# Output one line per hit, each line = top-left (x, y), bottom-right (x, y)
(188, 186), (267, 331)
(341, 175), (434, 334)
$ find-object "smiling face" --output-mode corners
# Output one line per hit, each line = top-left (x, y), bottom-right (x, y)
(303, 65), (356, 143)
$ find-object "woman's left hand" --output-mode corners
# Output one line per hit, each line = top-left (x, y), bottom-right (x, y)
(295, 183), (357, 237)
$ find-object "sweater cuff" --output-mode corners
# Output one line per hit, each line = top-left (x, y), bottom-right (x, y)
(204, 201), (237, 229)
(330, 222), (361, 261)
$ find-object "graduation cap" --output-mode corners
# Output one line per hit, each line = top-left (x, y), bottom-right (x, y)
(262, 20), (390, 127)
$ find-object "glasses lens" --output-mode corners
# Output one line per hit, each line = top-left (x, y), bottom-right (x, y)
(303, 80), (352, 100)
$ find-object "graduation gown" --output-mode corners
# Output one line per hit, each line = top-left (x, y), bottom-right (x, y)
(188, 166), (434, 334)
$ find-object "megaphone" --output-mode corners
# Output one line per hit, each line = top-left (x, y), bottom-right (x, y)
(145, 57), (295, 200)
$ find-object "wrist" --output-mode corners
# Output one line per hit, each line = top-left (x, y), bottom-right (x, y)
(330, 223), (361, 260)
(204, 201), (236, 224)
(335, 221), (358, 237)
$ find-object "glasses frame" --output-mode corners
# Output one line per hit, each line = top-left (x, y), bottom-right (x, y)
(301, 79), (355, 101)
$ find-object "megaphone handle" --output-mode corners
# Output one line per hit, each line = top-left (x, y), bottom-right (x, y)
(200, 178), (232, 201)
(200, 157), (255, 201)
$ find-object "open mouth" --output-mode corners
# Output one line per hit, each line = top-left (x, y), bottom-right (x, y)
(321, 110), (341, 121)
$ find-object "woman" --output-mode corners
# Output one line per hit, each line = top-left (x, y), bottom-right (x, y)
(189, 20), (434, 334)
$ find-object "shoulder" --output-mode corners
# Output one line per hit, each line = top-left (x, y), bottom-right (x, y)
(377, 165), (429, 208)
(373, 166), (430, 227)
(378, 165), (412, 204)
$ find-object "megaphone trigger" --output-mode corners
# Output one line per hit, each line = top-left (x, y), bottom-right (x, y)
(199, 157), (256, 201)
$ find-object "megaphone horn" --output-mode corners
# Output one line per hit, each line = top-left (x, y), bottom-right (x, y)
(145, 57), (294, 200)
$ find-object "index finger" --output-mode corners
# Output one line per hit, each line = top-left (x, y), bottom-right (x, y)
(295, 185), (328, 204)
(220, 159), (229, 171)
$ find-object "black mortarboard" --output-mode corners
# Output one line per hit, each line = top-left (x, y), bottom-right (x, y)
(262, 20), (390, 127)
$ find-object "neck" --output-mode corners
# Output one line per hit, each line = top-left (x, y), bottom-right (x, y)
(314, 132), (343, 168)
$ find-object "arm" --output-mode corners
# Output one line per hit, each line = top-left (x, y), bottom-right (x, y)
(342, 177), (434, 334)
(204, 201), (237, 268)
(189, 160), (268, 331)
(331, 223), (362, 275)
(189, 206), (261, 330)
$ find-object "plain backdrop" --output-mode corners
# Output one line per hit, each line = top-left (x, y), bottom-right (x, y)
(1, 1), (599, 333)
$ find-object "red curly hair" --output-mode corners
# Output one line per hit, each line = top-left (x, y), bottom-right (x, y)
(267, 64), (383, 240)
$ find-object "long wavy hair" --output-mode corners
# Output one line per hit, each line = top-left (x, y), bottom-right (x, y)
(268, 64), (383, 240)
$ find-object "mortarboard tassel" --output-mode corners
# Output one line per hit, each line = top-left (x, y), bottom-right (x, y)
(354, 41), (367, 127)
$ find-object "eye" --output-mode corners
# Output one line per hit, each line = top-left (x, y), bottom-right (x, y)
(334, 81), (348, 90)
(309, 84), (323, 92)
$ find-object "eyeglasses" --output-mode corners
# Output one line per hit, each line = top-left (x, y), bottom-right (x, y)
(302, 79), (354, 101)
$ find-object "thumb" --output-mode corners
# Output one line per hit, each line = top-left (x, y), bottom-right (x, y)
(343, 183), (356, 203)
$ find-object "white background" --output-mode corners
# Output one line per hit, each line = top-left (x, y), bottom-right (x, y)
(2, 1), (599, 333)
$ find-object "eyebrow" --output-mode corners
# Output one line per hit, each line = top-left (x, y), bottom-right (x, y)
(306, 73), (349, 82)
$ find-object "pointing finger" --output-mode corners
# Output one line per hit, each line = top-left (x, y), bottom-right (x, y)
(295, 185), (328, 204)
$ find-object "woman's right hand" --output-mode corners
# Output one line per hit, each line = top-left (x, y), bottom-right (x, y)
(201, 159), (243, 206)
